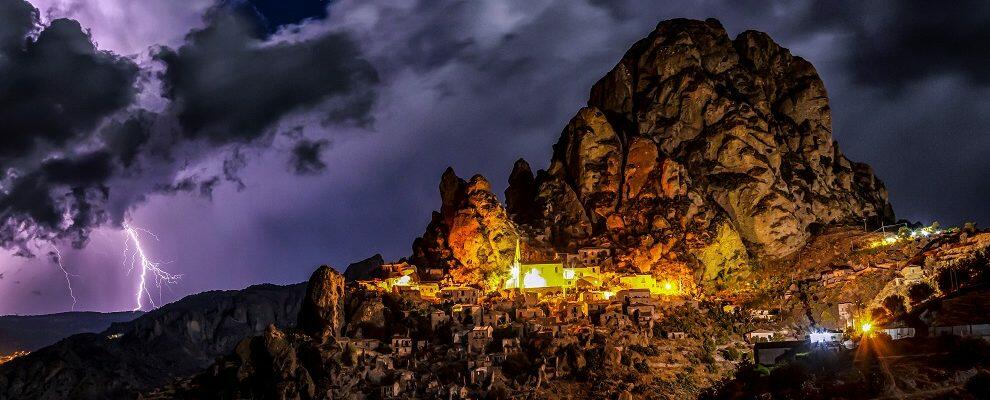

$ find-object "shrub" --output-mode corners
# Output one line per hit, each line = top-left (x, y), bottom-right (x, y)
(721, 347), (740, 361)
(629, 344), (659, 357)
(907, 282), (935, 303)
(882, 295), (907, 318)
(870, 307), (890, 323)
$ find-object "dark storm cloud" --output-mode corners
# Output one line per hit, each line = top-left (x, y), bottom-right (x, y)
(100, 111), (155, 168)
(794, 1), (990, 90)
(0, 0), (34, 49)
(156, 11), (378, 143)
(0, 7), (138, 161)
(289, 139), (330, 175)
(0, 151), (114, 254)
(0, 0), (135, 255)
(0, 0), (379, 257)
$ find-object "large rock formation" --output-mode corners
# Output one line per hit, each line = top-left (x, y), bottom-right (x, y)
(412, 168), (521, 288)
(342, 254), (384, 281)
(297, 265), (345, 342)
(419, 18), (893, 288)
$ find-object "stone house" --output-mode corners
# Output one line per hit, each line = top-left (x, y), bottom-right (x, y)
(837, 302), (857, 328)
(340, 338), (381, 356)
(502, 338), (521, 355)
(391, 335), (413, 357)
(468, 325), (494, 354)
(452, 304), (483, 325)
(743, 329), (791, 343)
(895, 265), (924, 286)
(430, 310), (450, 331)
(440, 286), (481, 304)
(515, 306), (545, 321)
(666, 331), (687, 339)
(416, 283), (440, 299)
(748, 309), (777, 320)
(395, 286), (421, 301)
(482, 309), (510, 326)
(617, 288), (652, 303)
(577, 247), (610, 265)
(561, 301), (588, 321)
(452, 328), (470, 344)
(627, 303), (656, 320)
(601, 310), (631, 329)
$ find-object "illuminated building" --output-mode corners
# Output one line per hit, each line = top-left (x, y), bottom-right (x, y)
(504, 241), (604, 291)
(618, 274), (682, 295)
(809, 329), (843, 345)
(440, 286), (481, 304)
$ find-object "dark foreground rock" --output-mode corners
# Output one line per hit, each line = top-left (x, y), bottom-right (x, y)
(165, 266), (347, 400)
(343, 254), (384, 281)
(0, 283), (305, 400)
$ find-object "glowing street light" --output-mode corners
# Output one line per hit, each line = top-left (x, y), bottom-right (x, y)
(860, 322), (873, 337)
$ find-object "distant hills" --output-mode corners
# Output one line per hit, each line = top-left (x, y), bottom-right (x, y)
(0, 283), (306, 399)
(0, 311), (142, 354)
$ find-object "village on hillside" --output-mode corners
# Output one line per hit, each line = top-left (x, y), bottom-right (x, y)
(327, 222), (990, 398)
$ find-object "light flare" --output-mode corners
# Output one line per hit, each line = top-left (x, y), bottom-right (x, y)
(123, 223), (181, 311)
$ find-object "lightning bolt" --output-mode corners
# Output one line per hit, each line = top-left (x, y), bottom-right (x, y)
(122, 222), (181, 311)
(49, 246), (77, 311)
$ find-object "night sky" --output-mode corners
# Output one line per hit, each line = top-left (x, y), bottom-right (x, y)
(0, 0), (987, 315)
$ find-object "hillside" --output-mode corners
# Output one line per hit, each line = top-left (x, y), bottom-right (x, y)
(0, 311), (142, 354)
(0, 283), (306, 400)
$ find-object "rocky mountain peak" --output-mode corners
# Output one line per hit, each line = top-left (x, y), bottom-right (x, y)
(505, 158), (538, 224)
(415, 18), (893, 289)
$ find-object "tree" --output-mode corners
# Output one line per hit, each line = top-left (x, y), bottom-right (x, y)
(883, 295), (907, 318)
(907, 282), (935, 304)
(870, 307), (890, 323)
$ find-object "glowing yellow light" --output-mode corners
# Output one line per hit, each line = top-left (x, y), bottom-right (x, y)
(602, 291), (615, 300)
(395, 275), (412, 286)
(563, 269), (575, 280)
(0, 351), (28, 365)
(861, 322), (872, 333)
(664, 281), (674, 291)
(523, 268), (547, 288)
(505, 264), (521, 289)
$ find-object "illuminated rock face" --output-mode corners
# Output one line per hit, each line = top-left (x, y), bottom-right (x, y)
(508, 18), (893, 264)
(412, 168), (521, 288)
(418, 18), (893, 289)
